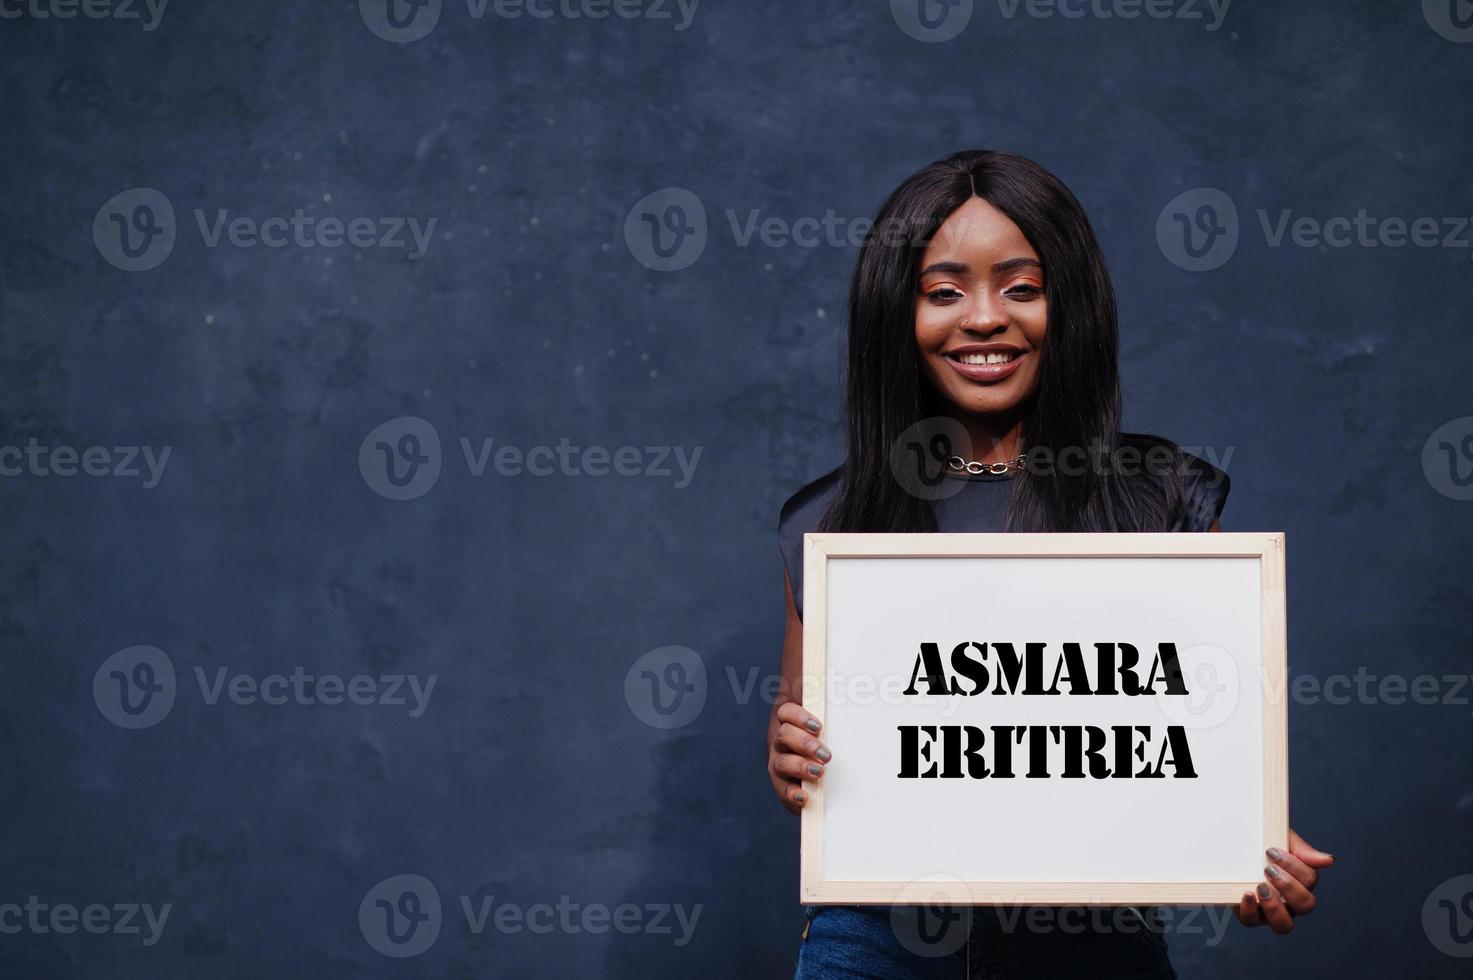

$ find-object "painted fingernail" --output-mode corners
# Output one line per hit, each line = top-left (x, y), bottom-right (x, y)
(795, 792), (806, 804)
(1266, 846), (1283, 861)
(808, 764), (823, 777)
(816, 747), (832, 762)
(1265, 865), (1282, 879)
(1256, 884), (1271, 900)
(805, 718), (821, 733)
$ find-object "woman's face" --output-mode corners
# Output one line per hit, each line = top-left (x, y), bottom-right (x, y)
(914, 195), (1047, 420)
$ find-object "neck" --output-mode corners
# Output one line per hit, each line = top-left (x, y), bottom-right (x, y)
(951, 409), (1027, 463)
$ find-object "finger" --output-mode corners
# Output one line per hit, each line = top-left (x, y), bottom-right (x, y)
(1255, 883), (1294, 935)
(772, 775), (807, 815)
(1267, 845), (1319, 891)
(1235, 891), (1264, 927)
(1287, 829), (1335, 868)
(1265, 863), (1316, 916)
(774, 723), (831, 763)
(772, 752), (826, 781)
(776, 701), (822, 734)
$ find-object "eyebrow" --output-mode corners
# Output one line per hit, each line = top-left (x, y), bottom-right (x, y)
(918, 257), (1043, 278)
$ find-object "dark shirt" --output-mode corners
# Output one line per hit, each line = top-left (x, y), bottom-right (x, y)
(778, 442), (1230, 621)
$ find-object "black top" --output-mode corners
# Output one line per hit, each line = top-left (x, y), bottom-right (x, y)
(778, 441), (1230, 621)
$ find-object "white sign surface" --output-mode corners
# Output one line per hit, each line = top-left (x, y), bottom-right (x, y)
(800, 533), (1287, 905)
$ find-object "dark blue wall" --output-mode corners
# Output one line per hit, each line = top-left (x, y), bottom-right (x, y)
(2, 0), (1471, 975)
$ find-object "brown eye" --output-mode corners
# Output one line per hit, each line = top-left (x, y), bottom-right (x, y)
(926, 287), (963, 302)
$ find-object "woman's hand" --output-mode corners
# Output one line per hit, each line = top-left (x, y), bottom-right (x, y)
(767, 701), (831, 815)
(1235, 829), (1334, 933)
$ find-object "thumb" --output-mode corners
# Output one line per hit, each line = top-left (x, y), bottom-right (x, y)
(1288, 828), (1335, 867)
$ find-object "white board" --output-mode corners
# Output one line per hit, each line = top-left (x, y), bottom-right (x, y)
(800, 533), (1287, 905)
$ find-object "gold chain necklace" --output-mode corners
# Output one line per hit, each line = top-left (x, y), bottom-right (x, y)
(944, 453), (1028, 476)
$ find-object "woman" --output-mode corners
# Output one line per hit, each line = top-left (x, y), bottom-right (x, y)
(766, 151), (1333, 977)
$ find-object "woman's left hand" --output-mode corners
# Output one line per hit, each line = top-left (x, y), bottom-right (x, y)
(1235, 828), (1334, 934)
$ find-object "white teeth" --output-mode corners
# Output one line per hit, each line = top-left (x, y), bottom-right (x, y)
(955, 352), (1017, 365)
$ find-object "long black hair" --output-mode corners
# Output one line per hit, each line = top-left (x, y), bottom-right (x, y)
(819, 150), (1183, 534)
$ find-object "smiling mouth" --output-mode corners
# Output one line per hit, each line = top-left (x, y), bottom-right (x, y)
(949, 351), (1019, 366)
(941, 348), (1027, 383)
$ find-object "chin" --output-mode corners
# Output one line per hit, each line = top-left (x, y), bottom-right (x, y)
(940, 382), (1033, 417)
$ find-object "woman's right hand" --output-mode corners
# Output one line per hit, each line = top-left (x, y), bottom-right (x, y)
(768, 701), (831, 815)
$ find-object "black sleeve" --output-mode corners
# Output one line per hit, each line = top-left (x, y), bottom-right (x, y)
(776, 468), (842, 622)
(1174, 453), (1231, 532)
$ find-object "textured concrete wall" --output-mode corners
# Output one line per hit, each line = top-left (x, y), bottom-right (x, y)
(1, 0), (1471, 975)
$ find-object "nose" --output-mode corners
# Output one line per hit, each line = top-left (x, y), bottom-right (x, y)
(961, 294), (1009, 336)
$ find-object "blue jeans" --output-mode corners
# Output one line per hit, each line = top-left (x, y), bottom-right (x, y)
(795, 904), (1176, 979)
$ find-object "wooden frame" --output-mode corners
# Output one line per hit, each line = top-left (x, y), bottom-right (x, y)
(800, 532), (1288, 906)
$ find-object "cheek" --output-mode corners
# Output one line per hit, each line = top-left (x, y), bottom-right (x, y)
(1025, 304), (1049, 347)
(913, 310), (936, 349)
(913, 308), (948, 350)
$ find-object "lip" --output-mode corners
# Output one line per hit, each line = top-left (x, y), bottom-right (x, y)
(941, 345), (1028, 384)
